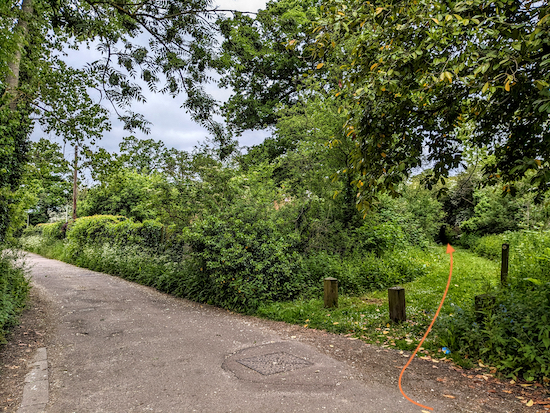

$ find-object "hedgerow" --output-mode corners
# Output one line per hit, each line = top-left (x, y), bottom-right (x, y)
(20, 213), (427, 313)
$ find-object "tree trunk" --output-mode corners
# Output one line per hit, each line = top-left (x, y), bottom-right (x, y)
(4, 0), (33, 110)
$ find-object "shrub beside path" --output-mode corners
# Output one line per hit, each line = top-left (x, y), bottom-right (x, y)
(16, 253), (540, 412)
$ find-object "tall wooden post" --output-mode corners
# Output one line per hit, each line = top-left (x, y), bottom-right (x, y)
(501, 243), (509, 285)
(388, 287), (406, 322)
(324, 277), (338, 308)
(72, 144), (78, 220)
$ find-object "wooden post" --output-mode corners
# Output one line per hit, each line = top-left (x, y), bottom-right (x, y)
(324, 277), (338, 308)
(388, 287), (406, 322)
(501, 243), (509, 285)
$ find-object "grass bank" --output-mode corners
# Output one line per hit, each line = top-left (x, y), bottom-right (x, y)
(258, 246), (499, 361)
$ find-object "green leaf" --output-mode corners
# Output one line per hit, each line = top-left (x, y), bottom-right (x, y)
(523, 278), (543, 285)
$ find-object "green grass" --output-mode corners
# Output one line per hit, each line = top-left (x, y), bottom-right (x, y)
(257, 245), (500, 358)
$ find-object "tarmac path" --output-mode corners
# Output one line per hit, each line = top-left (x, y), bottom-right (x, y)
(21, 252), (532, 413)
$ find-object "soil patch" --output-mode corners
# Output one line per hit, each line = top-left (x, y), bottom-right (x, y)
(243, 316), (550, 412)
(0, 289), (51, 412)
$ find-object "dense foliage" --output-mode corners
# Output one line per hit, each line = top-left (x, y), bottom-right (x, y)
(21, 156), (436, 312)
(315, 0), (550, 209)
(5, 0), (550, 387)
(437, 231), (550, 381)
(0, 249), (29, 344)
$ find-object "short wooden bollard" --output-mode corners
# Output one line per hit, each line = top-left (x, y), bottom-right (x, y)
(388, 287), (406, 322)
(501, 243), (509, 285)
(324, 277), (338, 308)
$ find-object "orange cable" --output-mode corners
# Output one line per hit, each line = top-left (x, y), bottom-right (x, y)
(398, 244), (455, 411)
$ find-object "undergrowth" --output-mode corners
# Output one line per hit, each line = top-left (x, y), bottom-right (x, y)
(0, 248), (30, 344)
(22, 218), (550, 384)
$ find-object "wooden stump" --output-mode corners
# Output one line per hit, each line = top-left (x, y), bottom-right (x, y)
(388, 287), (406, 322)
(324, 277), (338, 308)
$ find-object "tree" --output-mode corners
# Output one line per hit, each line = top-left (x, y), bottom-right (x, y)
(238, 78), (364, 230)
(315, 0), (550, 210)
(79, 170), (164, 221)
(0, 0), (231, 238)
(3, 0), (225, 134)
(24, 139), (72, 225)
(216, 0), (322, 133)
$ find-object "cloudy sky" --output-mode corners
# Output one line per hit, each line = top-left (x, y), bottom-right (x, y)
(31, 0), (269, 155)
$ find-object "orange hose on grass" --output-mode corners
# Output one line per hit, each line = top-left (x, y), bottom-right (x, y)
(398, 244), (455, 411)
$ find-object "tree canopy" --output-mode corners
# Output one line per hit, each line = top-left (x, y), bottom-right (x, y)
(315, 0), (550, 209)
(217, 0), (323, 133)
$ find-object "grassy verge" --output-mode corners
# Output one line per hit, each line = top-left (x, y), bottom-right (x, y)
(0, 249), (30, 344)
(257, 245), (499, 364)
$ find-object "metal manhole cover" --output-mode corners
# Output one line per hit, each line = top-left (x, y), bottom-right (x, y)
(237, 352), (313, 375)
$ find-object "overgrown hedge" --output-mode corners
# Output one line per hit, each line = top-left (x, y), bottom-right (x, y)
(20, 214), (427, 313)
(0, 249), (29, 344)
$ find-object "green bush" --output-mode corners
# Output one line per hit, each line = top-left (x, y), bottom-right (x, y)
(354, 221), (408, 255)
(438, 230), (550, 381)
(182, 216), (304, 312)
(471, 233), (506, 260)
(0, 249), (30, 344)
(21, 213), (307, 313)
(41, 221), (67, 241)
(436, 285), (550, 381)
(67, 215), (126, 247)
(463, 230), (550, 281)
(21, 224), (44, 237)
